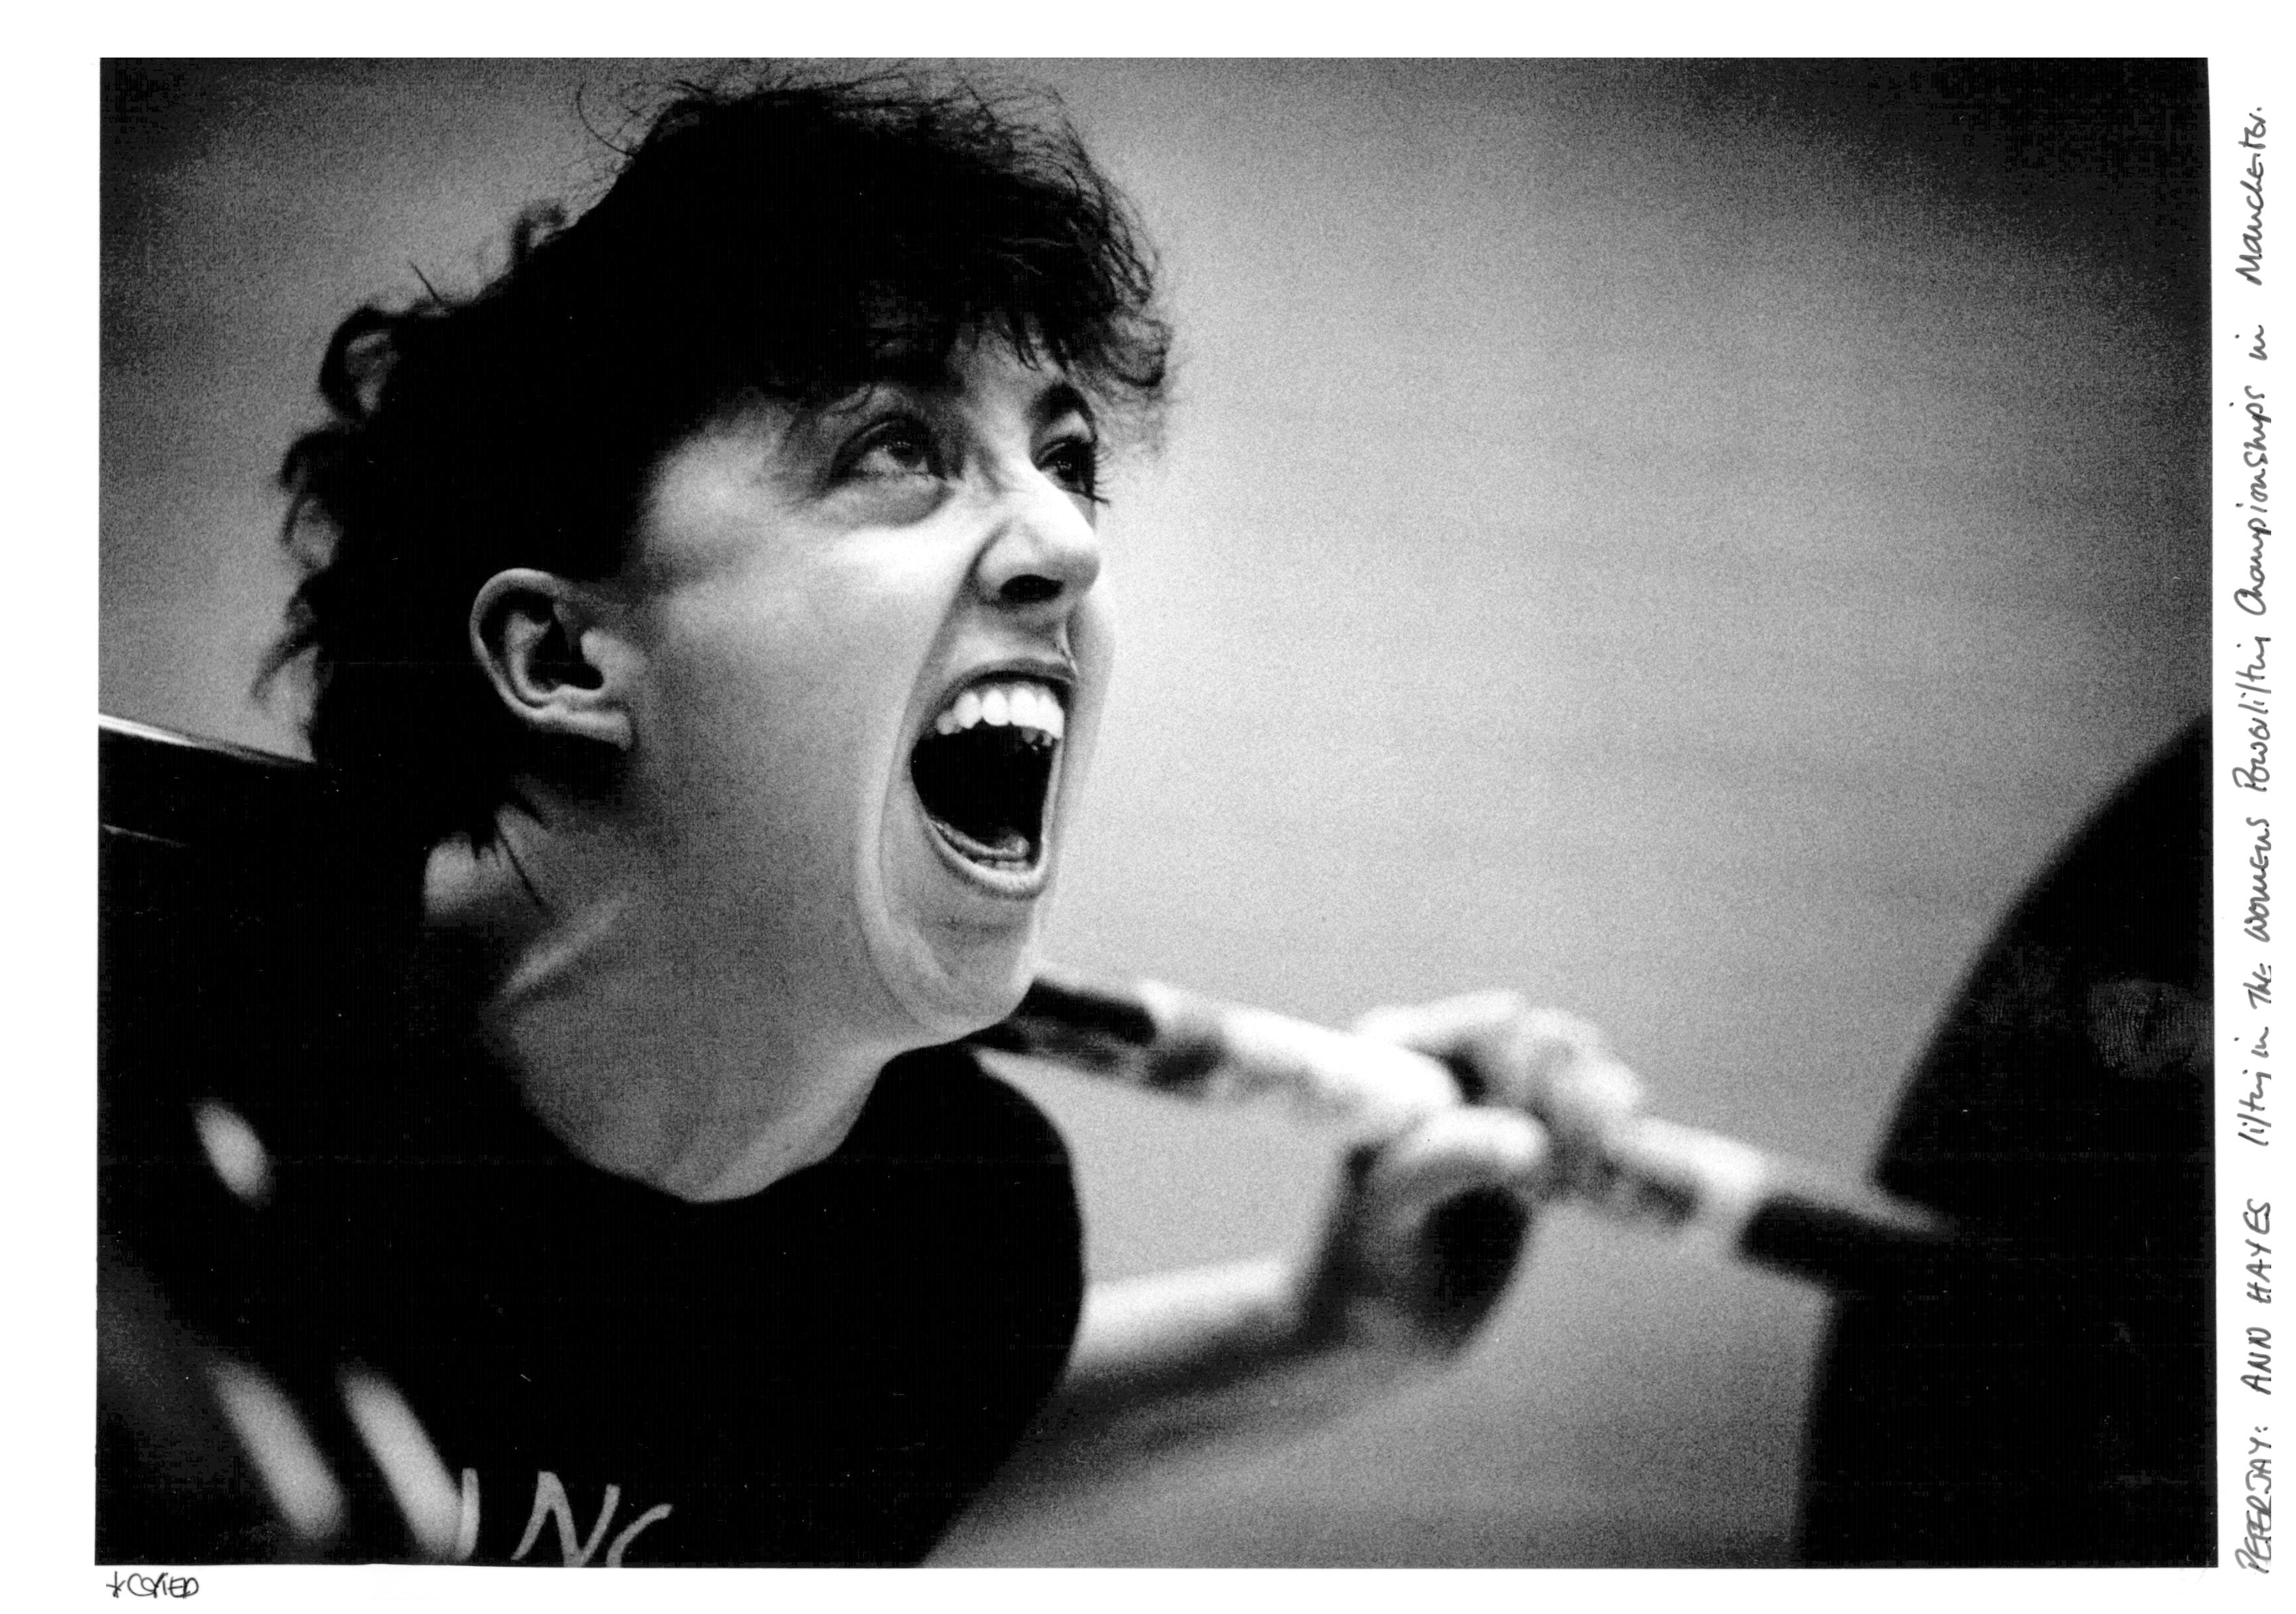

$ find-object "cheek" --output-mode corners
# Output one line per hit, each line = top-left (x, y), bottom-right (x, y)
(638, 562), (950, 825)
(1064, 591), (1118, 764)
(1071, 588), (1117, 680)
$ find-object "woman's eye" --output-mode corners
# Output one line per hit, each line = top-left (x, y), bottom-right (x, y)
(1040, 436), (1104, 503)
(844, 421), (941, 482)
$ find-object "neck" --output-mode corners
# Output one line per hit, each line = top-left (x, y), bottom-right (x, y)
(424, 795), (899, 1202)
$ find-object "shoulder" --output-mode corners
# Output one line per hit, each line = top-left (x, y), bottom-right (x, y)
(842, 1044), (1075, 1175)
(815, 1046), (1084, 1337)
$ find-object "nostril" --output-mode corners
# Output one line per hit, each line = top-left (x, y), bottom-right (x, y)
(1000, 574), (1062, 606)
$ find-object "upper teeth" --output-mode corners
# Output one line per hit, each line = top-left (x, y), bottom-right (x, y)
(933, 679), (1066, 741)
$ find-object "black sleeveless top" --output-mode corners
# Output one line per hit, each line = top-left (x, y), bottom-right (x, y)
(105, 1029), (1082, 1564)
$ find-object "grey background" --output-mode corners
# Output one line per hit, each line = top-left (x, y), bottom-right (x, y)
(101, 60), (2210, 1564)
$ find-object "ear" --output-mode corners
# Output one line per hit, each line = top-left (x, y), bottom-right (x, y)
(468, 569), (638, 751)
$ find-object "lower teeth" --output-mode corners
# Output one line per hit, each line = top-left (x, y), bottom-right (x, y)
(934, 819), (1033, 865)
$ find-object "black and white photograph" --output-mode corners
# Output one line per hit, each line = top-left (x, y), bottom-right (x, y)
(91, 56), (2222, 1575)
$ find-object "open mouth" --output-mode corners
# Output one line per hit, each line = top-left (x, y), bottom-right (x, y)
(909, 677), (1066, 876)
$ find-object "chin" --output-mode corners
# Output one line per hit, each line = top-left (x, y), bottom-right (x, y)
(870, 744), (1073, 1040)
(866, 654), (1105, 1044)
(873, 919), (1040, 1042)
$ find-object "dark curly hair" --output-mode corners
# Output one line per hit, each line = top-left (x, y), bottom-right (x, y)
(266, 67), (1170, 851)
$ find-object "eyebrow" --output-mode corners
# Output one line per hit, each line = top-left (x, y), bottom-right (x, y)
(1030, 379), (1097, 434)
(789, 368), (1098, 441)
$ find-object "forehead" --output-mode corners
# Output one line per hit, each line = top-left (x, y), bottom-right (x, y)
(692, 336), (1096, 443)
(820, 338), (1098, 421)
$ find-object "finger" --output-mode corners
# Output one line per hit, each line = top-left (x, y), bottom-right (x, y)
(1539, 1042), (1645, 1143)
(1353, 1107), (1552, 1260)
(1352, 990), (1546, 1069)
(1353, 991), (1539, 1105)
(1351, 993), (1641, 1122)
(1337, 1108), (1549, 1347)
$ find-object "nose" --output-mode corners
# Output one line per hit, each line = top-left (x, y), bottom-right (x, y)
(971, 479), (1102, 617)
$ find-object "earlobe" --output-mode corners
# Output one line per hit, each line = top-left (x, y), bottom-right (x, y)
(470, 569), (636, 750)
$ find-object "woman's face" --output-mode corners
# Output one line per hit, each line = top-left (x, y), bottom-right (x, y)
(616, 339), (1113, 1049)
